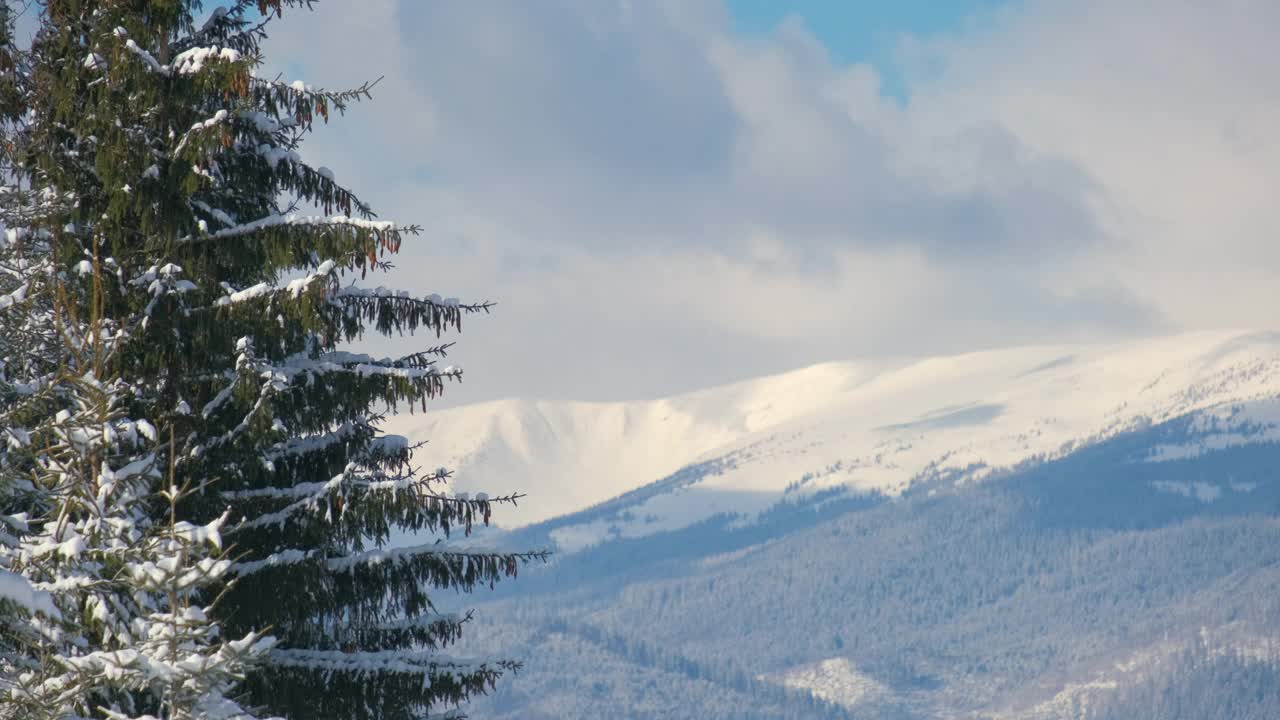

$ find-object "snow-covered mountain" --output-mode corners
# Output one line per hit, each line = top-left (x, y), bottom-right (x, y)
(386, 329), (1280, 547)
(429, 329), (1280, 720)
(383, 357), (873, 527)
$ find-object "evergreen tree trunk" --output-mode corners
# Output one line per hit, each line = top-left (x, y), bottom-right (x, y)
(0, 2), (543, 718)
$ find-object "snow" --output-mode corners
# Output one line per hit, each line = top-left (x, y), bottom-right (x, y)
(0, 281), (28, 310)
(1144, 397), (1280, 462)
(99, 455), (159, 485)
(180, 213), (393, 243)
(384, 359), (862, 529)
(212, 252), (333, 307)
(229, 542), (492, 576)
(325, 542), (493, 573)
(265, 350), (445, 384)
(268, 647), (486, 677)
(202, 379), (237, 418)
(988, 623), (1280, 720)
(172, 513), (228, 550)
(119, 28), (241, 77)
(171, 46), (241, 75)
(192, 200), (236, 228)
(0, 569), (59, 617)
(768, 657), (890, 709)
(241, 111), (282, 134)
(333, 286), (426, 300)
(214, 281), (271, 306)
(4, 427), (31, 449)
(256, 143), (300, 169)
(123, 38), (165, 74)
(385, 330), (1280, 547)
(1151, 480), (1224, 503)
(230, 549), (311, 576)
(187, 109), (229, 134)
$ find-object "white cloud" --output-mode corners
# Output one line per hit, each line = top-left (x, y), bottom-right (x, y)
(261, 0), (1273, 403)
(905, 0), (1280, 324)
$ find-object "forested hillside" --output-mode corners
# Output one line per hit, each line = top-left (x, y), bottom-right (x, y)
(451, 425), (1280, 718)
(1085, 641), (1280, 720)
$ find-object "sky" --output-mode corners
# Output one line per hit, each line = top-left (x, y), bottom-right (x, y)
(727, 0), (1009, 98)
(247, 0), (1279, 406)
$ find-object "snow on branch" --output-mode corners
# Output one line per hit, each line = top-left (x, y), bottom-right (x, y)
(0, 569), (59, 617)
(224, 464), (520, 537)
(172, 45), (244, 75)
(266, 351), (462, 383)
(178, 213), (394, 245)
(225, 471), (346, 532)
(372, 611), (464, 631)
(229, 542), (547, 578)
(172, 1), (266, 55)
(252, 75), (383, 113)
(267, 647), (517, 678)
(117, 27), (242, 77)
(331, 286), (460, 307)
(191, 200), (237, 229)
(329, 287), (494, 339)
(174, 108), (231, 155)
(254, 421), (386, 465)
(229, 548), (312, 577)
(214, 259), (337, 308)
(120, 36), (165, 73)
(203, 377), (274, 451)
(325, 543), (541, 573)
(0, 281), (29, 311)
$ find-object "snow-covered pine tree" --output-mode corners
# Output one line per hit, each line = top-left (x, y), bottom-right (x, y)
(1, 9), (279, 716)
(0, 1), (543, 718)
(0, 1), (67, 703)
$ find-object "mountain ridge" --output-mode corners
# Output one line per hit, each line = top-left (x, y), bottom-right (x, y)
(387, 329), (1280, 547)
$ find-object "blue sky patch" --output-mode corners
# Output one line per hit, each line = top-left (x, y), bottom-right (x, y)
(726, 0), (1014, 99)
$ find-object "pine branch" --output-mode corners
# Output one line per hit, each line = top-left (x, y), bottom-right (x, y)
(230, 543), (549, 578)
(176, 212), (398, 245)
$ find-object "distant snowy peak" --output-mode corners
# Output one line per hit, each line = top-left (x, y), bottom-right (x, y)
(383, 360), (877, 527)
(386, 330), (1280, 544)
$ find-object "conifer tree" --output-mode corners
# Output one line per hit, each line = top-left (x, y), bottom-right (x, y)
(0, 2), (543, 718)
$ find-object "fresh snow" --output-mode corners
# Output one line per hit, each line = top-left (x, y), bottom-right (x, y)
(385, 330), (1280, 549)
(1143, 396), (1280, 462)
(117, 26), (241, 77)
(385, 358), (866, 528)
(0, 569), (58, 617)
(180, 214), (393, 244)
(769, 657), (890, 710)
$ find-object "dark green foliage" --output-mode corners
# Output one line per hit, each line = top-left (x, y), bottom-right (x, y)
(11, 1), (543, 717)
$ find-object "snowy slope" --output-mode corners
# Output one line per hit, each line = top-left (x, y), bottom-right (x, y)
(386, 330), (1280, 543)
(383, 360), (876, 527)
